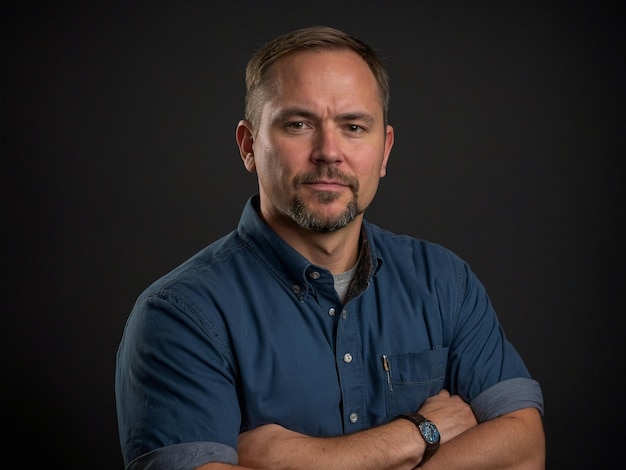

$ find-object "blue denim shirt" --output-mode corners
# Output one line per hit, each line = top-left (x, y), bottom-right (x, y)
(115, 195), (543, 469)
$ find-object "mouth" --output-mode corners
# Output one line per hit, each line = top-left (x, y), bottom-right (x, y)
(303, 180), (349, 192)
(295, 169), (359, 194)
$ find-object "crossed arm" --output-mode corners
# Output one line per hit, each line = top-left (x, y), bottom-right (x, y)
(195, 390), (545, 470)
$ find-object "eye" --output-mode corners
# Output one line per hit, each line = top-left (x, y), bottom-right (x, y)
(346, 124), (365, 133)
(285, 121), (310, 131)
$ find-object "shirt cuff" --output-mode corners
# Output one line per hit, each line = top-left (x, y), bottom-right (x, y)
(127, 441), (237, 470)
(470, 377), (544, 422)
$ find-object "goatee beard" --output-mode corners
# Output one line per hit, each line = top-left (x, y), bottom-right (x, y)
(289, 168), (362, 233)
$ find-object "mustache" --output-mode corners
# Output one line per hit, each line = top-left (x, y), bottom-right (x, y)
(293, 167), (359, 193)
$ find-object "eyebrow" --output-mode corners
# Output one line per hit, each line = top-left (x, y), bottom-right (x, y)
(273, 107), (376, 125)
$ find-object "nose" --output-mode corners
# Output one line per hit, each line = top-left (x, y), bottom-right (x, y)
(311, 125), (343, 164)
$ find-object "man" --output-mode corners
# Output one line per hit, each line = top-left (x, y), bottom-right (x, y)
(115, 26), (545, 469)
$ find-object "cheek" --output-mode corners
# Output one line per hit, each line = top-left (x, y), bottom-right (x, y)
(362, 158), (385, 181)
(261, 141), (304, 175)
(356, 159), (385, 197)
(255, 150), (294, 191)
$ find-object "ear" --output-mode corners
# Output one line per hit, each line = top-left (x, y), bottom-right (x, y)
(380, 124), (394, 177)
(236, 120), (256, 172)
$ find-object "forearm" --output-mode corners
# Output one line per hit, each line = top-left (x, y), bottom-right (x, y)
(423, 408), (545, 469)
(233, 403), (543, 470)
(237, 419), (425, 470)
(195, 464), (255, 470)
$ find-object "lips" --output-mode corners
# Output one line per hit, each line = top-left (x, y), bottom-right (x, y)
(306, 179), (347, 186)
(304, 181), (348, 194)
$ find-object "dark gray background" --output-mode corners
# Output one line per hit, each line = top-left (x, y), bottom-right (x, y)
(4, 1), (624, 467)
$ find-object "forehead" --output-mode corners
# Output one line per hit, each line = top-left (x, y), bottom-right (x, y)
(265, 49), (382, 112)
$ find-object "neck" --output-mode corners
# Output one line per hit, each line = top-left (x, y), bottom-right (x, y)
(268, 213), (363, 274)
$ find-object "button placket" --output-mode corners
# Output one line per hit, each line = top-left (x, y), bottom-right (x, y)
(335, 303), (364, 431)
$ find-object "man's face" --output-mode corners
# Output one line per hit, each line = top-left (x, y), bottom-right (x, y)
(239, 48), (394, 233)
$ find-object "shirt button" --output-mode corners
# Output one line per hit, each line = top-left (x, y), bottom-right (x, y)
(309, 271), (320, 280)
(342, 309), (347, 319)
(292, 285), (300, 293)
(343, 353), (353, 363)
(349, 412), (358, 423)
(329, 308), (336, 316)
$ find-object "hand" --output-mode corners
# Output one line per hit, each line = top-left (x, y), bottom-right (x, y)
(417, 389), (477, 444)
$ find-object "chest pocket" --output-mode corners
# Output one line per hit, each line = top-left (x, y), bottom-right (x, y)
(384, 348), (448, 418)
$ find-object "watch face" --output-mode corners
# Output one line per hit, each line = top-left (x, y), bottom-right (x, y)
(419, 421), (440, 444)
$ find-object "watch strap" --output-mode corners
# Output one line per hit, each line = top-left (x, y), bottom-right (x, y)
(395, 413), (440, 468)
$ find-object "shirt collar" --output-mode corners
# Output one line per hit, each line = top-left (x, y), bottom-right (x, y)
(237, 195), (383, 302)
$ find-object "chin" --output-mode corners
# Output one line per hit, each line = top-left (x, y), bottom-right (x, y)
(291, 199), (361, 232)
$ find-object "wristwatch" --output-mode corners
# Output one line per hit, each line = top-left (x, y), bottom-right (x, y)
(396, 412), (441, 467)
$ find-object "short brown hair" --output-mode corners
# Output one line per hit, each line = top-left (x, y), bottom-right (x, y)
(244, 25), (390, 127)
